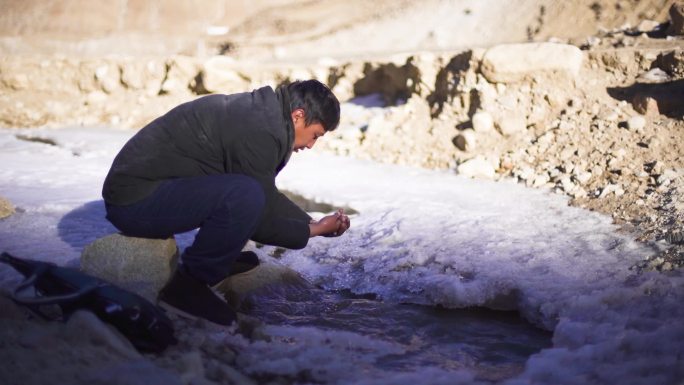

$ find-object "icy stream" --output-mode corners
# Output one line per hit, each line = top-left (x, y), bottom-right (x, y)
(0, 126), (682, 384)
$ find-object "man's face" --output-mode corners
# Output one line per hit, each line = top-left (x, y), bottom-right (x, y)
(292, 109), (326, 152)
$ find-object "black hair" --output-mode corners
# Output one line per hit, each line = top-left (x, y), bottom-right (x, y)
(287, 80), (340, 131)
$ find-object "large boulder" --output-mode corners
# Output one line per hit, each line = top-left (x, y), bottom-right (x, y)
(480, 42), (583, 83)
(81, 234), (178, 301)
(0, 195), (15, 219)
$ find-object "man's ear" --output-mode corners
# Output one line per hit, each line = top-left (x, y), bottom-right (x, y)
(291, 108), (305, 123)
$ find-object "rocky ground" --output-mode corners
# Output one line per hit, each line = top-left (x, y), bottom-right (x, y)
(321, 29), (684, 272)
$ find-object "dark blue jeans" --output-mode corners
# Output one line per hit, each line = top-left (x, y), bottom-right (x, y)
(105, 174), (265, 285)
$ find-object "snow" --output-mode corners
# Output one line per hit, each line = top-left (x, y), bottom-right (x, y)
(0, 125), (682, 384)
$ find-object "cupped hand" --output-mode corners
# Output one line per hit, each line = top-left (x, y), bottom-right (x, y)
(309, 209), (351, 237)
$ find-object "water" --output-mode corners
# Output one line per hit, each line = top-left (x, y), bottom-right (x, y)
(241, 192), (552, 381)
(239, 284), (552, 382)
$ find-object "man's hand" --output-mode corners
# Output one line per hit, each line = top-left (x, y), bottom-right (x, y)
(309, 209), (351, 237)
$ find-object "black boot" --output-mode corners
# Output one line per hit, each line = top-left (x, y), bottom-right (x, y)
(158, 267), (236, 326)
(229, 251), (260, 276)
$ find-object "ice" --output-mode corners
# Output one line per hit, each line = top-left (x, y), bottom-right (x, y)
(276, 152), (645, 325)
(0, 126), (682, 384)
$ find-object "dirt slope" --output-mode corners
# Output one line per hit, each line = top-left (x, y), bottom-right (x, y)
(0, 0), (677, 59)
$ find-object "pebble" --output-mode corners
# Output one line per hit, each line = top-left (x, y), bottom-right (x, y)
(472, 111), (494, 132)
(452, 135), (467, 151)
(559, 176), (576, 192)
(626, 115), (646, 130)
(636, 20), (661, 32)
(458, 156), (496, 179)
(532, 173), (551, 187)
(516, 165), (536, 181)
(559, 147), (575, 161)
(575, 171), (593, 185)
(599, 184), (618, 198)
(453, 129), (477, 151)
(603, 111), (620, 122)
(496, 113), (527, 136)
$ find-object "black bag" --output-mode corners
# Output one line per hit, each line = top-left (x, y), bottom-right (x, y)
(0, 252), (176, 353)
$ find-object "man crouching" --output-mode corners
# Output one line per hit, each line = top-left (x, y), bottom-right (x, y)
(102, 79), (350, 325)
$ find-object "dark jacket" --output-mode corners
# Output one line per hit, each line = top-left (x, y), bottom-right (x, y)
(102, 86), (311, 249)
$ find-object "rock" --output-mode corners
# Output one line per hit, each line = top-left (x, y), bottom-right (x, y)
(0, 195), (15, 219)
(495, 113), (527, 136)
(601, 109), (620, 122)
(654, 50), (684, 79)
(198, 56), (247, 93)
(516, 165), (536, 182)
(668, 2), (684, 35)
(575, 171), (593, 185)
(636, 19), (661, 33)
(600, 50), (638, 74)
(480, 42), (583, 83)
(453, 129), (476, 151)
(471, 110), (494, 132)
(658, 169), (680, 186)
(632, 94), (660, 116)
(120, 59), (166, 95)
(637, 68), (670, 83)
(457, 156), (497, 179)
(559, 176), (576, 192)
(626, 115), (647, 130)
(532, 173), (551, 188)
(559, 147), (575, 161)
(599, 183), (624, 198)
(160, 56), (200, 95)
(452, 134), (467, 151)
(81, 234), (179, 301)
(94, 64), (121, 94)
(213, 262), (311, 309)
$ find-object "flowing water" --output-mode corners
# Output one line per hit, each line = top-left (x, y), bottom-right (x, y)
(239, 192), (552, 381)
(238, 282), (551, 382)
